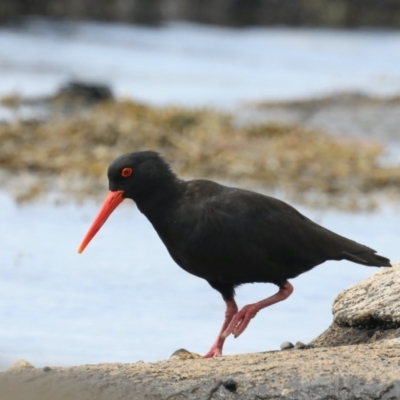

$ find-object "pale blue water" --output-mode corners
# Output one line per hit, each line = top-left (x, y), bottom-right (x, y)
(0, 20), (399, 369)
(0, 20), (400, 107)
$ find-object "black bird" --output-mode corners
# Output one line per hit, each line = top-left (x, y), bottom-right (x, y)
(78, 151), (391, 357)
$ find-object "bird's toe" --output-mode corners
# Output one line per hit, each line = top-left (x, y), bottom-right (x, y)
(203, 347), (223, 358)
(223, 304), (258, 339)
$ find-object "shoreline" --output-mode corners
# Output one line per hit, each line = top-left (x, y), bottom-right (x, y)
(2, 263), (400, 399)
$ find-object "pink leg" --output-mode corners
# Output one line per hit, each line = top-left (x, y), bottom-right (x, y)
(222, 281), (294, 339)
(203, 299), (238, 358)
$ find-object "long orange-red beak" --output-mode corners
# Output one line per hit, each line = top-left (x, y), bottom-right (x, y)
(78, 190), (125, 253)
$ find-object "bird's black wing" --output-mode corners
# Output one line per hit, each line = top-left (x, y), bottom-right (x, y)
(172, 181), (390, 285)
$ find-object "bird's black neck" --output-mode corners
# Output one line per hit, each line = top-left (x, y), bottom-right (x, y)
(133, 176), (185, 221)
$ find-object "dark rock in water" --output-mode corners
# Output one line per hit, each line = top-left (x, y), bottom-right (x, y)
(0, 81), (114, 123)
(54, 81), (113, 105)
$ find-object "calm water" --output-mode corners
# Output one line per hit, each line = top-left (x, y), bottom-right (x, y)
(1, 20), (400, 107)
(0, 20), (399, 369)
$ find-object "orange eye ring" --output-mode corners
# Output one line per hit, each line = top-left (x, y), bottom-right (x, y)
(121, 167), (133, 178)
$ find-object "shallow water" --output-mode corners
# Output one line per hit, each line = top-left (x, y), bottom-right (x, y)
(0, 193), (397, 369)
(1, 20), (400, 108)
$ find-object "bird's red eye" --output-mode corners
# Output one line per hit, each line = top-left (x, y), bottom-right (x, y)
(121, 168), (133, 177)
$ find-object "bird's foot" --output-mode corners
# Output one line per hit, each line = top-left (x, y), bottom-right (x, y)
(203, 346), (223, 358)
(222, 304), (258, 339)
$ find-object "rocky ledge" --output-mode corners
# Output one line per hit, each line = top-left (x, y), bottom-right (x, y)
(2, 263), (399, 400)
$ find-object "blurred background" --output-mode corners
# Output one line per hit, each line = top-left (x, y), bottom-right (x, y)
(0, 1), (399, 370)
(2, 0), (400, 27)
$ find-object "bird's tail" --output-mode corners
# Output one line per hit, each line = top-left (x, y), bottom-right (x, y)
(341, 250), (391, 267)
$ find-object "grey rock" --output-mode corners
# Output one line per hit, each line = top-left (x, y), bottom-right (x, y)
(312, 261), (400, 348)
(7, 360), (34, 371)
(170, 348), (202, 359)
(333, 262), (399, 327)
(1, 342), (400, 400)
(280, 341), (294, 350)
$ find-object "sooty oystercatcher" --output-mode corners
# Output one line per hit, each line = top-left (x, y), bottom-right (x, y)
(78, 151), (391, 357)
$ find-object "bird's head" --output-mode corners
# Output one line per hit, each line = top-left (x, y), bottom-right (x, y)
(78, 151), (175, 254)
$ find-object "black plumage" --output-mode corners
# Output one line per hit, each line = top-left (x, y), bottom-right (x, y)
(79, 151), (391, 357)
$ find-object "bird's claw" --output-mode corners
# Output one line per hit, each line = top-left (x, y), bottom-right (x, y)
(203, 347), (223, 358)
(222, 304), (258, 339)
